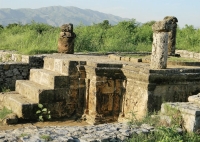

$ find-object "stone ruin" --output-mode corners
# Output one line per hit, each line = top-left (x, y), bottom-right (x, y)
(164, 16), (178, 56)
(150, 16), (178, 69)
(1, 19), (200, 132)
(57, 23), (76, 54)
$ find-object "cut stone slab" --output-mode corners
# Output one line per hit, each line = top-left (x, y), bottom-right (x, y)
(0, 92), (38, 119)
(15, 80), (54, 103)
(130, 58), (142, 63)
(188, 94), (200, 105)
(108, 54), (121, 60)
(161, 102), (200, 132)
(30, 69), (69, 89)
(43, 56), (86, 75)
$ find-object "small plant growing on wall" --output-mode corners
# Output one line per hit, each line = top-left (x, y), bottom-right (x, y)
(5, 53), (11, 61)
(163, 104), (184, 128)
(36, 104), (51, 122)
(16, 54), (22, 62)
(1, 86), (10, 92)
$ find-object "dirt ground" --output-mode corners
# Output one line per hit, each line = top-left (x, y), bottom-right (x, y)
(0, 119), (89, 131)
(0, 104), (90, 131)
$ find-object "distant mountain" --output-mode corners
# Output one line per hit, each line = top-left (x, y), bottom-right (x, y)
(0, 6), (129, 27)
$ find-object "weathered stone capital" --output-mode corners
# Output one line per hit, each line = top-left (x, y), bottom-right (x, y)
(60, 23), (73, 32)
(163, 16), (178, 24)
(59, 32), (76, 38)
(152, 16), (178, 32)
(152, 20), (170, 32)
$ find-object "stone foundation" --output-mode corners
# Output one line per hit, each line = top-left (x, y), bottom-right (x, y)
(0, 51), (46, 91)
(1, 53), (200, 125)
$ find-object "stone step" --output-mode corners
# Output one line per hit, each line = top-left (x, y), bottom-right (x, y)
(0, 92), (38, 119)
(16, 80), (54, 103)
(188, 94), (200, 105)
(43, 57), (74, 75)
(16, 80), (70, 103)
(43, 56), (86, 75)
(30, 69), (69, 89)
(161, 102), (200, 132)
(43, 57), (66, 74)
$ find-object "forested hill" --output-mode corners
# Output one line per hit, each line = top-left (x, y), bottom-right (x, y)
(0, 6), (129, 26)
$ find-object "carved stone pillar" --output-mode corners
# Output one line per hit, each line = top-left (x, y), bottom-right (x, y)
(164, 16), (178, 55)
(150, 19), (172, 69)
(58, 23), (76, 54)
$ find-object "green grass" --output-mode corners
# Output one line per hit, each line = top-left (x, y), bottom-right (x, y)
(129, 127), (200, 142)
(0, 23), (59, 55)
(1, 21), (199, 55)
(0, 107), (12, 119)
(128, 109), (200, 142)
(119, 54), (200, 62)
(1, 86), (11, 92)
(168, 56), (199, 62)
(40, 135), (52, 141)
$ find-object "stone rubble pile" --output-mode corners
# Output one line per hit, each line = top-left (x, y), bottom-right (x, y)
(161, 93), (200, 132)
(0, 123), (155, 142)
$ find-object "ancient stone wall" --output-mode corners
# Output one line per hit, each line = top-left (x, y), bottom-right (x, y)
(176, 50), (200, 59)
(42, 57), (86, 119)
(2, 52), (200, 125)
(163, 16), (178, 55)
(148, 68), (200, 111)
(0, 51), (45, 68)
(116, 65), (200, 122)
(0, 51), (46, 91)
(84, 62), (126, 124)
(0, 63), (29, 91)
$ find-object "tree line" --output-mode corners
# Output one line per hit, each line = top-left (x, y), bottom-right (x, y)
(0, 20), (200, 55)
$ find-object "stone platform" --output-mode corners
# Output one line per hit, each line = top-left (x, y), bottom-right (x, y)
(161, 94), (200, 132)
(1, 53), (200, 125)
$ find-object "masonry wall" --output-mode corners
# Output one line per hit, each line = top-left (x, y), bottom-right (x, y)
(116, 65), (200, 122)
(0, 63), (30, 91)
(2, 51), (200, 124)
(83, 62), (126, 124)
(0, 51), (46, 91)
(176, 50), (200, 59)
(148, 68), (200, 111)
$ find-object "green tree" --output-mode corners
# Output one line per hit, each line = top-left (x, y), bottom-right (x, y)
(0, 25), (4, 29)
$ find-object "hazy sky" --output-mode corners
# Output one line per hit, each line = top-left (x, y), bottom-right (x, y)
(0, 0), (199, 28)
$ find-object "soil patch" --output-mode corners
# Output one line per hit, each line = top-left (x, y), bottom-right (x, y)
(0, 104), (89, 131)
(0, 119), (89, 131)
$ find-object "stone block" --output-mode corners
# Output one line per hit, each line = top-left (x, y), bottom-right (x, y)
(16, 80), (54, 103)
(108, 54), (121, 60)
(43, 101), (75, 118)
(130, 58), (142, 63)
(54, 88), (70, 101)
(161, 102), (200, 132)
(43, 57), (55, 71)
(152, 20), (170, 32)
(99, 80), (115, 94)
(194, 53), (200, 59)
(188, 94), (200, 105)
(1, 92), (38, 119)
(121, 57), (130, 61)
(69, 79), (85, 89)
(30, 69), (69, 89)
